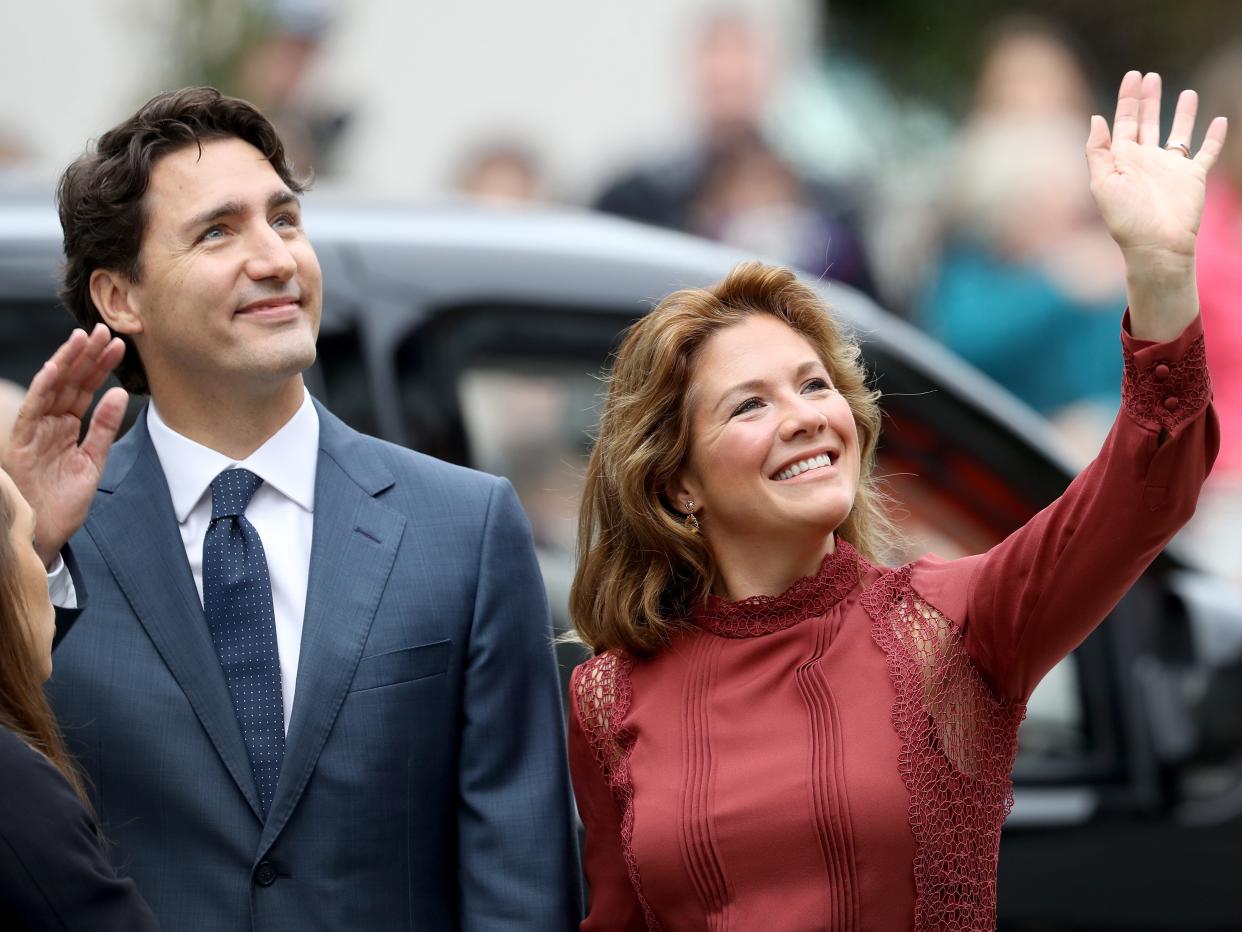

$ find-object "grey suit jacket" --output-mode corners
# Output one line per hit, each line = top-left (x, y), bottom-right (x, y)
(48, 400), (581, 931)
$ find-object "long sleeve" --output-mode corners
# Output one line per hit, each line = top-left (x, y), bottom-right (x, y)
(915, 312), (1218, 702)
(457, 478), (582, 931)
(0, 729), (160, 932)
(567, 680), (648, 932)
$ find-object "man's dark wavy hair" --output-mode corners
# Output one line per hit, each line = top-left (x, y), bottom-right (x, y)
(56, 87), (307, 394)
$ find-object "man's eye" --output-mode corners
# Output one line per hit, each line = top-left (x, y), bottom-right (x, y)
(272, 213), (297, 229)
(731, 397), (763, 417)
(198, 226), (226, 243)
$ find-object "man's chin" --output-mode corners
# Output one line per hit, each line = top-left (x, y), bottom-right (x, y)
(247, 336), (318, 377)
(214, 350), (316, 395)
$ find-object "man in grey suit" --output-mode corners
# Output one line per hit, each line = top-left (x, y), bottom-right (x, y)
(3, 87), (581, 930)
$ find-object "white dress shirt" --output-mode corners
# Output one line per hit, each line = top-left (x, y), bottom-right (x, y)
(49, 392), (319, 732)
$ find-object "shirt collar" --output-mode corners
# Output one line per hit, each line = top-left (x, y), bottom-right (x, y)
(147, 390), (320, 524)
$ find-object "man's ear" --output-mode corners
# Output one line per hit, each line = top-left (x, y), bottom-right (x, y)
(88, 268), (144, 336)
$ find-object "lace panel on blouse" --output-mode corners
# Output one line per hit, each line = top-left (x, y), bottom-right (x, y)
(572, 653), (663, 932)
(862, 565), (1026, 932)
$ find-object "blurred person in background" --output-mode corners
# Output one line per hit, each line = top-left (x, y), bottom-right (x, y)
(234, 0), (351, 178)
(0, 128), (38, 192)
(455, 140), (545, 206)
(918, 16), (1126, 456)
(688, 129), (874, 289)
(970, 15), (1094, 118)
(595, 11), (771, 229)
(0, 133), (25, 169)
(1178, 41), (1242, 579)
(0, 466), (160, 930)
(595, 12), (873, 294)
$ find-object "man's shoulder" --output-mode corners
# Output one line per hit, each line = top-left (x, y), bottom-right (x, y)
(343, 429), (500, 489)
(317, 407), (507, 512)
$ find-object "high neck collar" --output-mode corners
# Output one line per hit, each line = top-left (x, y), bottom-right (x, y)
(692, 539), (866, 638)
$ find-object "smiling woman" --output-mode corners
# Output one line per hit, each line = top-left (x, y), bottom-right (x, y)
(570, 263), (894, 658)
(669, 313), (866, 603)
(567, 71), (1225, 932)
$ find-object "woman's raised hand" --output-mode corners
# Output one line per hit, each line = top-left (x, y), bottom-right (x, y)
(1088, 70), (1226, 257)
(2, 325), (127, 568)
(1086, 71), (1228, 340)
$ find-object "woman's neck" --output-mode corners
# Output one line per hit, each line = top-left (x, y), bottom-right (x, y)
(709, 531), (837, 602)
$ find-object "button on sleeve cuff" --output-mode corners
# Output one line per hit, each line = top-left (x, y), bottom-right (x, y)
(1120, 310), (1211, 433)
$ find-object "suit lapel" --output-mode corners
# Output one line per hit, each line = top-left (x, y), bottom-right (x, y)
(260, 403), (404, 851)
(86, 412), (264, 820)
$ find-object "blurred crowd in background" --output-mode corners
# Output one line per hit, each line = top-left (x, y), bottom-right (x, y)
(3, 0), (1242, 579)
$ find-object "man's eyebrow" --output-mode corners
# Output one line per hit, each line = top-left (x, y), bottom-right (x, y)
(182, 190), (300, 235)
(268, 190), (300, 212)
(713, 360), (824, 413)
(182, 200), (242, 235)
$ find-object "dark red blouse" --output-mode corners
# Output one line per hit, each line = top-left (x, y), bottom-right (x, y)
(570, 315), (1217, 931)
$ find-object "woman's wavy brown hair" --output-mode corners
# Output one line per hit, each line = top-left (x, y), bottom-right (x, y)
(570, 262), (896, 658)
(0, 481), (92, 809)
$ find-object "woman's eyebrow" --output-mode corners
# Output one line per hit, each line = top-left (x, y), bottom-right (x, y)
(713, 360), (824, 413)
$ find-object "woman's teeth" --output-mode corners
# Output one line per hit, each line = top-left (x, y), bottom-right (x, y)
(774, 453), (834, 481)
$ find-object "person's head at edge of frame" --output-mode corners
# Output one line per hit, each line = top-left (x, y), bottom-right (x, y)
(56, 86), (322, 417)
(0, 466), (92, 807)
(570, 262), (896, 658)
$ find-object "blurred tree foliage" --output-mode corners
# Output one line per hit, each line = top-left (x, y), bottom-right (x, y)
(821, 0), (1242, 114)
(162, 0), (274, 94)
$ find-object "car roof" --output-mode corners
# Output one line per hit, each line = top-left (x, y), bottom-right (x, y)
(306, 198), (1073, 465)
(0, 193), (1073, 474)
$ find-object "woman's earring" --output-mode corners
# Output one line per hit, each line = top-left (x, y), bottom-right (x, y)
(684, 501), (700, 534)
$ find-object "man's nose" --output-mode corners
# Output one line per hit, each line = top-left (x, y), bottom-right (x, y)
(244, 224), (297, 282)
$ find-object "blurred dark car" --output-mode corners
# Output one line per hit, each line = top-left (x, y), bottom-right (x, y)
(2, 194), (1240, 931)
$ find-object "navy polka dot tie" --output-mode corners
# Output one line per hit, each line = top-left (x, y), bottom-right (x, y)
(203, 468), (285, 816)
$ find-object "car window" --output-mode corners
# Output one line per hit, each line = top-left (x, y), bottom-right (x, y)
(0, 299), (74, 386)
(314, 320), (378, 437)
(1019, 655), (1088, 765)
(460, 364), (594, 558)
(459, 363), (598, 636)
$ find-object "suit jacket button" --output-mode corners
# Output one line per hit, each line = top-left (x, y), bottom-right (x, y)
(255, 861), (277, 887)
(1163, 396), (1180, 411)
(1154, 363), (1171, 380)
